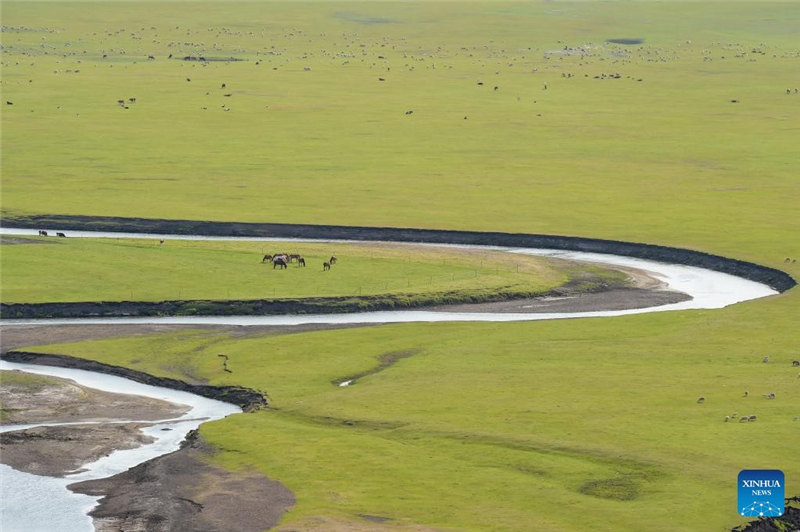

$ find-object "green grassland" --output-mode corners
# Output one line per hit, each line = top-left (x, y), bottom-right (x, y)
(23, 293), (799, 530)
(0, 236), (591, 303)
(2, 2), (800, 531)
(2, 2), (799, 263)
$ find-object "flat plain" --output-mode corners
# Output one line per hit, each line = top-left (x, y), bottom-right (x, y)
(1, 2), (799, 531)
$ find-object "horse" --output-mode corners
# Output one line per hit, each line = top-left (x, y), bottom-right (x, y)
(298, 257), (305, 267)
(329, 256), (337, 265)
(38, 230), (48, 236)
(323, 262), (331, 271)
(56, 232), (66, 238)
(262, 254), (273, 263)
(273, 257), (288, 269)
(288, 254), (301, 263)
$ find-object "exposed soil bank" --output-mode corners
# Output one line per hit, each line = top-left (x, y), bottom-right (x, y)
(1, 423), (156, 477)
(0, 351), (268, 412)
(0, 275), (658, 319)
(68, 431), (295, 532)
(4, 214), (795, 291)
(0, 369), (190, 425)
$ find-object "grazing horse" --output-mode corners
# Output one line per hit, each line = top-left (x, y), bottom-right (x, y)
(56, 232), (66, 238)
(298, 257), (305, 267)
(329, 256), (337, 265)
(262, 254), (273, 263)
(323, 261), (331, 271)
(273, 257), (288, 269)
(288, 254), (301, 263)
(38, 230), (48, 236)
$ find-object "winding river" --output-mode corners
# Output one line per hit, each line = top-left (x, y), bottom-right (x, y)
(0, 227), (782, 530)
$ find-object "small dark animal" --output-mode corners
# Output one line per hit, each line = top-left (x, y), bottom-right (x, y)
(38, 230), (48, 236)
(6, 101), (13, 105)
(186, 77), (191, 82)
(129, 97), (136, 103)
(405, 110), (413, 115)
(730, 99), (739, 103)
(148, 55), (155, 60)
(262, 254), (273, 263)
(221, 83), (226, 88)
(792, 360), (799, 367)
(323, 262), (331, 271)
(159, 240), (164, 247)
(273, 257), (288, 269)
(298, 257), (305, 267)
(329, 256), (337, 265)
(288, 254), (301, 263)
(56, 232), (66, 238)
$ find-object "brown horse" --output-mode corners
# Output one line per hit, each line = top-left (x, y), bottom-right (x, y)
(329, 256), (337, 265)
(298, 257), (306, 267)
(262, 254), (273, 263)
(323, 261), (331, 271)
(289, 254), (301, 263)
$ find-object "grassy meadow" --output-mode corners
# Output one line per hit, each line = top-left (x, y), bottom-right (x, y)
(0, 236), (592, 303)
(2, 2), (799, 531)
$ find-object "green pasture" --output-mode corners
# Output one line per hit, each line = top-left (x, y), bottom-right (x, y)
(2, 2), (800, 531)
(0, 236), (599, 303)
(21, 290), (799, 530)
(2, 2), (800, 263)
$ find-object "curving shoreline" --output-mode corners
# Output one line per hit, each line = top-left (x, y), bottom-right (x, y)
(0, 351), (268, 411)
(2, 214), (795, 292)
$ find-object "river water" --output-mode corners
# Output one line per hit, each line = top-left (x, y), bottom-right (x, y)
(0, 227), (780, 530)
(0, 361), (241, 532)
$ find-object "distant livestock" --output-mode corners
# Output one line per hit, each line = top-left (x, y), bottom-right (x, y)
(273, 257), (288, 269)
(38, 230), (48, 236)
(329, 256), (338, 265)
(323, 262), (331, 271)
(298, 257), (305, 267)
(696, 396), (705, 404)
(56, 232), (66, 237)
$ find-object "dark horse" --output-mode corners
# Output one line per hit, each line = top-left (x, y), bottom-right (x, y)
(273, 257), (288, 269)
(323, 261), (331, 271)
(329, 256), (337, 265)
(298, 257), (306, 267)
(38, 230), (48, 236)
(262, 254), (273, 263)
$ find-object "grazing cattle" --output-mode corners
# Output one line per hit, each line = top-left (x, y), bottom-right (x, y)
(6, 101), (13, 105)
(148, 55), (155, 60)
(129, 97), (136, 103)
(792, 360), (799, 366)
(763, 392), (776, 399)
(696, 396), (705, 404)
(748, 415), (757, 421)
(405, 110), (413, 115)
(56, 232), (66, 237)
(38, 230), (48, 236)
(323, 262), (331, 271)
(739, 416), (749, 423)
(329, 256), (337, 265)
(298, 257), (305, 267)
(262, 254), (273, 263)
(762, 356), (769, 363)
(273, 257), (288, 269)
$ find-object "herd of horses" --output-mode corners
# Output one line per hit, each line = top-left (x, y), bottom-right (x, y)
(262, 252), (337, 271)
